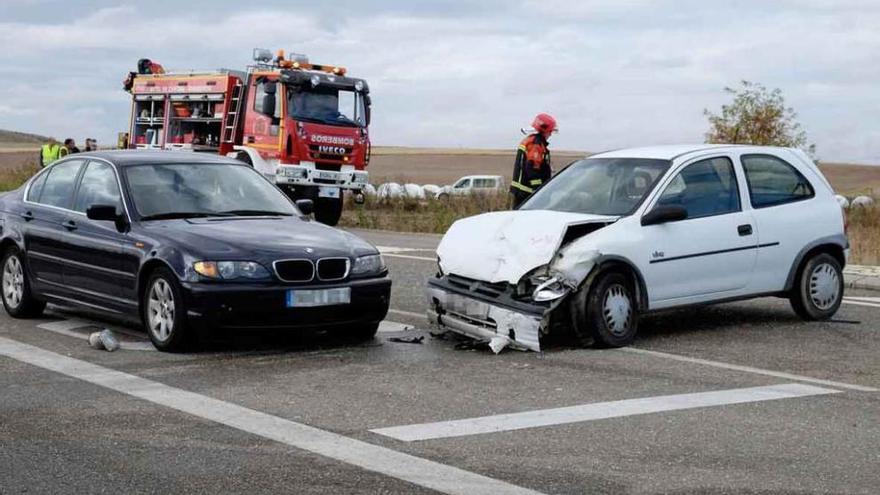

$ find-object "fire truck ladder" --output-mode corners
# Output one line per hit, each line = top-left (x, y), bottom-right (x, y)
(221, 79), (244, 144)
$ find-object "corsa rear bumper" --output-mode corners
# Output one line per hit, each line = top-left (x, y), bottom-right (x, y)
(425, 282), (546, 352)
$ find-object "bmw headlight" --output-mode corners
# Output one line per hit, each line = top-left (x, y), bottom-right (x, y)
(350, 254), (386, 276)
(193, 261), (271, 280)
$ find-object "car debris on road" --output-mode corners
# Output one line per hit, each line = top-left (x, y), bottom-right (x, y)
(88, 329), (120, 352)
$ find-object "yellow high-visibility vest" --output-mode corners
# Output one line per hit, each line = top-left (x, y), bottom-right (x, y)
(41, 144), (62, 166)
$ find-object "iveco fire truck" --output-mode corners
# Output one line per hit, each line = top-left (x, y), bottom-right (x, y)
(123, 49), (371, 225)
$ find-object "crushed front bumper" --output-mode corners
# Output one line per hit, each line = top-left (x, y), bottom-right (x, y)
(425, 277), (549, 352)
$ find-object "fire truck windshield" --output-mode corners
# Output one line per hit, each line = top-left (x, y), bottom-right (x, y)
(287, 86), (366, 128)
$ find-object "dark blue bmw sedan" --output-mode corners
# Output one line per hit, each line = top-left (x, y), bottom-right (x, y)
(0, 151), (390, 351)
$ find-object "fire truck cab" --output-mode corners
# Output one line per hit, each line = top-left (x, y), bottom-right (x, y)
(124, 49), (372, 225)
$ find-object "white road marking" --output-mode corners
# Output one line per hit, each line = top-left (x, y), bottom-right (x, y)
(377, 321), (413, 333)
(842, 299), (880, 309)
(0, 337), (543, 495)
(371, 383), (838, 442)
(622, 347), (878, 392)
(383, 253), (436, 262)
(845, 296), (880, 303)
(388, 308), (426, 319)
(36, 320), (154, 351)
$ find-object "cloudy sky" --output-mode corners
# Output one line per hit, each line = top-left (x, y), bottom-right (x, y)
(1, 0), (878, 163)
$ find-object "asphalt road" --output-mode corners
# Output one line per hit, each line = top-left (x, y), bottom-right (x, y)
(1, 228), (878, 494)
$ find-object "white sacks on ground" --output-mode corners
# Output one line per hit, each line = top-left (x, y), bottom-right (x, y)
(362, 184), (377, 196)
(403, 183), (426, 199)
(834, 195), (850, 209)
(422, 184), (441, 197)
(851, 196), (875, 208)
(377, 182), (404, 199)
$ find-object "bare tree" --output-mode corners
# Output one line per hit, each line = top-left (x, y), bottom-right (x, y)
(704, 81), (815, 156)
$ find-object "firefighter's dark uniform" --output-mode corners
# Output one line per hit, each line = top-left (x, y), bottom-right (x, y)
(510, 133), (551, 208)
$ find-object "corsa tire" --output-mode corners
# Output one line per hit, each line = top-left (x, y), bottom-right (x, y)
(314, 196), (343, 226)
(142, 267), (192, 352)
(574, 271), (639, 348)
(789, 253), (843, 321)
(1, 248), (46, 318)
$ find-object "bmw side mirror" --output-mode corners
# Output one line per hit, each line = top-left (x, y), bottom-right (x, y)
(295, 199), (314, 216)
(87, 204), (129, 232)
(86, 204), (120, 222)
(641, 205), (688, 226)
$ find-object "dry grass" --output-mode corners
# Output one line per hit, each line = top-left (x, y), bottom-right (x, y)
(0, 157), (39, 192)
(847, 207), (880, 265)
(340, 193), (510, 233)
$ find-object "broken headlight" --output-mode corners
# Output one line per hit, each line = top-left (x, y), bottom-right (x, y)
(518, 267), (570, 302)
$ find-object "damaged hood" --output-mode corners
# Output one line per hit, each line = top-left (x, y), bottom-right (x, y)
(437, 210), (617, 284)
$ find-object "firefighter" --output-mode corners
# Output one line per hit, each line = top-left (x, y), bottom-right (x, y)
(84, 138), (97, 152)
(510, 113), (557, 208)
(39, 138), (63, 167)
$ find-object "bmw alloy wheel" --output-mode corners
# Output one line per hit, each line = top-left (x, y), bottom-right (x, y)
(148, 278), (175, 342)
(2, 255), (24, 310)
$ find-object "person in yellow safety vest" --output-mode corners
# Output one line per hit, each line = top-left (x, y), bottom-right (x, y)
(40, 138), (65, 167)
(510, 113), (557, 208)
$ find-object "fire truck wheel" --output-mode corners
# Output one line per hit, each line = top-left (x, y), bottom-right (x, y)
(233, 151), (253, 166)
(314, 196), (343, 226)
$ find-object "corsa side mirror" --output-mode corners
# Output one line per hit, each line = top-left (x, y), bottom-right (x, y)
(295, 199), (314, 216)
(641, 205), (688, 226)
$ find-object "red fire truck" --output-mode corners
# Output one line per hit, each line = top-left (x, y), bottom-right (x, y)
(123, 49), (372, 225)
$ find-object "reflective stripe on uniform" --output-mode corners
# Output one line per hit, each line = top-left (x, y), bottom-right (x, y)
(518, 145), (527, 152)
(511, 181), (534, 193)
(529, 179), (543, 186)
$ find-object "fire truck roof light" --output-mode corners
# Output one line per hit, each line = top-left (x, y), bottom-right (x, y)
(253, 48), (272, 63)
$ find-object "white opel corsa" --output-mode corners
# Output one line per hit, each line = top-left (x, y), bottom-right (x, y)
(426, 145), (848, 351)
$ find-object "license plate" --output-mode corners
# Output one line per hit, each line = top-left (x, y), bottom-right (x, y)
(286, 288), (350, 308)
(318, 186), (340, 198)
(317, 171), (337, 180)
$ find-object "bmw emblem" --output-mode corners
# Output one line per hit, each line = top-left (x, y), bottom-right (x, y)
(304, 247), (315, 254)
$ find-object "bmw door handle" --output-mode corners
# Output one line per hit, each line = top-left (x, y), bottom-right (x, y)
(21, 211), (34, 221)
(737, 224), (753, 236)
(62, 220), (78, 231)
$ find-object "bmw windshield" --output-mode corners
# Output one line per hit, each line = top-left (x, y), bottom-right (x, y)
(287, 86), (366, 128)
(125, 164), (297, 220)
(520, 158), (670, 216)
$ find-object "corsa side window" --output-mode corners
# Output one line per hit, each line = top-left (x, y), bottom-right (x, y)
(656, 156), (740, 219)
(741, 154), (815, 208)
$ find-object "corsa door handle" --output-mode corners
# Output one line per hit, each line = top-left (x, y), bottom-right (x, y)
(62, 220), (78, 231)
(737, 224), (753, 236)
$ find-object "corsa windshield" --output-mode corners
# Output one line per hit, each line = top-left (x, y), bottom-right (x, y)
(520, 158), (671, 216)
(287, 86), (366, 128)
(125, 164), (297, 219)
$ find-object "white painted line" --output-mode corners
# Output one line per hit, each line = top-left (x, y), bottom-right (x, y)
(372, 383), (837, 442)
(388, 308), (426, 319)
(622, 347), (878, 392)
(845, 296), (880, 303)
(0, 337), (542, 495)
(842, 299), (880, 309)
(377, 321), (413, 333)
(383, 253), (436, 262)
(376, 246), (435, 254)
(37, 319), (155, 352)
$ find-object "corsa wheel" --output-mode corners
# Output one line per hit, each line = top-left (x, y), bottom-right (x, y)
(574, 270), (639, 348)
(790, 252), (843, 321)
(0, 248), (45, 318)
(143, 268), (191, 352)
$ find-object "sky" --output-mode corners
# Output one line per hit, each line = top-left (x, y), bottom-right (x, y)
(1, 0), (878, 164)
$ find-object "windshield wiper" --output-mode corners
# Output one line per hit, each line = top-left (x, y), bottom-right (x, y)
(139, 212), (235, 221)
(217, 209), (293, 217)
